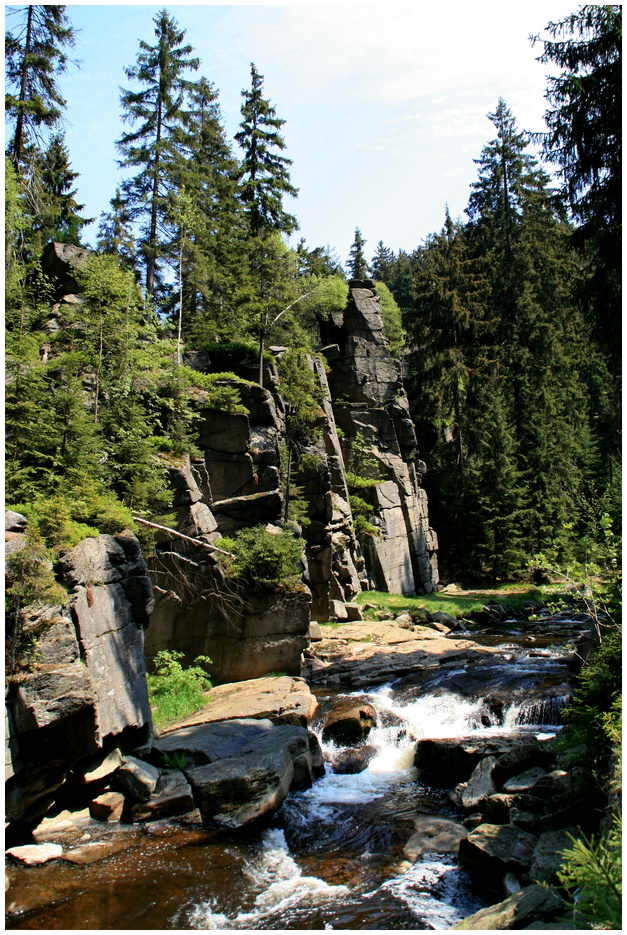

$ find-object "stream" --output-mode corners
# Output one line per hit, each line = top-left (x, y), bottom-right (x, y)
(6, 617), (580, 930)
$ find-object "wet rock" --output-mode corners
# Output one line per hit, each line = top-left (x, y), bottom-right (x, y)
(118, 756), (160, 802)
(6, 843), (63, 866)
(89, 791), (125, 821)
(493, 743), (555, 785)
(459, 823), (538, 893)
(393, 613), (414, 630)
(321, 698), (377, 745)
(61, 837), (139, 866)
(130, 770), (195, 823)
(415, 737), (527, 787)
(327, 744), (378, 774)
(502, 767), (548, 793)
(452, 882), (564, 930)
(451, 756), (497, 810)
(403, 816), (467, 861)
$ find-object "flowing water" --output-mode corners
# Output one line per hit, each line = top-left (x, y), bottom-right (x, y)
(6, 621), (580, 931)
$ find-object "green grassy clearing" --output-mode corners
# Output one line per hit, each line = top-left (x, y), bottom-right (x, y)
(353, 585), (549, 620)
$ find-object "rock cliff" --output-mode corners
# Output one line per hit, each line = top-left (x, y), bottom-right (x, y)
(6, 523), (154, 829)
(144, 279), (438, 677)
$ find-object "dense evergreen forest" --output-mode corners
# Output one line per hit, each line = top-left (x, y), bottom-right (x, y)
(5, 4), (621, 586)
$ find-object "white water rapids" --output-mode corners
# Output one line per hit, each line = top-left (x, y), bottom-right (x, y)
(185, 685), (563, 930)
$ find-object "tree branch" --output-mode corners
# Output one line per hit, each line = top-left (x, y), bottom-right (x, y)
(132, 516), (235, 558)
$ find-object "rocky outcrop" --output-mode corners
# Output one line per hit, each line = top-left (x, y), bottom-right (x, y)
(305, 619), (497, 688)
(5, 526), (154, 830)
(160, 676), (318, 730)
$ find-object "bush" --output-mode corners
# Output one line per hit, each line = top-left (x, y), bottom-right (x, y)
(220, 525), (303, 590)
(558, 815), (622, 929)
(146, 650), (212, 730)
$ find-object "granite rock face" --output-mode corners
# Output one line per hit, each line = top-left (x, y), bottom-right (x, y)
(5, 528), (154, 829)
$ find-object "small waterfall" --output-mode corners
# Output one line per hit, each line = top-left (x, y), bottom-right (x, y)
(503, 693), (572, 729)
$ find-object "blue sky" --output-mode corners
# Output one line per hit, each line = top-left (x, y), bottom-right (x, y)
(14, 1), (576, 264)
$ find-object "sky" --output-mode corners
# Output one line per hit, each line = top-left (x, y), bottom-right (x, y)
(8, 1), (578, 265)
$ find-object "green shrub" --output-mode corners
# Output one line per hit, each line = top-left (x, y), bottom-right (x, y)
(558, 816), (622, 929)
(354, 514), (380, 538)
(220, 525), (303, 590)
(146, 650), (212, 730)
(346, 471), (381, 491)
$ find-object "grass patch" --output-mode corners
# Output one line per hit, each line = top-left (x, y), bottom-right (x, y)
(355, 586), (547, 620)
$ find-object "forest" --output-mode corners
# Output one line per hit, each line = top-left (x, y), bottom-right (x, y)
(5, 4), (620, 585)
(4, 5), (622, 927)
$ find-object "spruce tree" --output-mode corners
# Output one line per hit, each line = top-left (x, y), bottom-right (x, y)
(167, 76), (247, 342)
(466, 101), (595, 562)
(33, 132), (91, 244)
(97, 188), (138, 270)
(346, 228), (369, 279)
(235, 62), (298, 238)
(371, 240), (395, 282)
(5, 4), (76, 171)
(116, 9), (199, 298)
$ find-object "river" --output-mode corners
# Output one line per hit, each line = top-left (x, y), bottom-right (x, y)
(6, 616), (580, 930)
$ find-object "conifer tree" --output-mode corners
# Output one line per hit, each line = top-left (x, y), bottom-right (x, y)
(33, 132), (91, 244)
(167, 76), (247, 341)
(371, 241), (395, 282)
(346, 228), (369, 279)
(5, 4), (76, 171)
(97, 188), (138, 270)
(116, 9), (199, 298)
(235, 63), (298, 238)
(466, 101), (594, 561)
(533, 5), (622, 435)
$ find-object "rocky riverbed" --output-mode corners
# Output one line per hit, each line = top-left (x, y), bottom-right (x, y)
(5, 600), (600, 930)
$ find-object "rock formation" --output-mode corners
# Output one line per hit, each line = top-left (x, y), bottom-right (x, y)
(6, 525), (154, 829)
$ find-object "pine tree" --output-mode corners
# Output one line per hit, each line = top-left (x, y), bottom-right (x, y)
(97, 188), (138, 270)
(116, 9), (199, 298)
(533, 5), (621, 438)
(235, 63), (298, 238)
(32, 132), (91, 244)
(346, 228), (369, 279)
(466, 101), (595, 561)
(371, 240), (395, 282)
(5, 4), (76, 171)
(167, 76), (248, 341)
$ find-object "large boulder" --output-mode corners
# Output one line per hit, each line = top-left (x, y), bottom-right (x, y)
(458, 823), (538, 895)
(452, 883), (565, 930)
(154, 718), (320, 827)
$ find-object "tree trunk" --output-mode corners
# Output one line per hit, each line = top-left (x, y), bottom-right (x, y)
(12, 4), (33, 170)
(146, 95), (162, 297)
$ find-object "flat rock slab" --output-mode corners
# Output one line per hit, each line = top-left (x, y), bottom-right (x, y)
(155, 718), (286, 764)
(452, 882), (564, 929)
(162, 676), (317, 731)
(310, 633), (496, 688)
(61, 837), (140, 865)
(6, 843), (63, 866)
